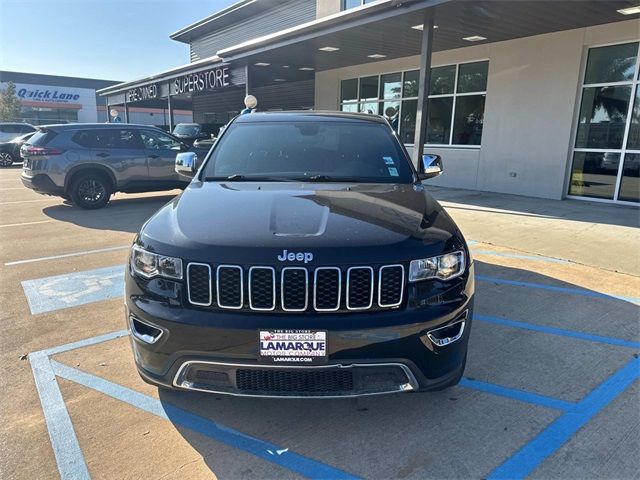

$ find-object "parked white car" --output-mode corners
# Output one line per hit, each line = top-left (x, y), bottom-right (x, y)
(0, 123), (37, 143)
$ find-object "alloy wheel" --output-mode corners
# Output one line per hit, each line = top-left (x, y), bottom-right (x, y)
(77, 179), (106, 204)
(0, 153), (13, 167)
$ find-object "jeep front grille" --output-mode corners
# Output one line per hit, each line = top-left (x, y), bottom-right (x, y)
(186, 263), (405, 313)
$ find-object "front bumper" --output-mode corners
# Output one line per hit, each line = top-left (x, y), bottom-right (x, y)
(126, 264), (474, 397)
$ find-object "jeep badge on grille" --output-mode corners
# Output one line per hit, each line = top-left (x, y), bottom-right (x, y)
(277, 249), (314, 263)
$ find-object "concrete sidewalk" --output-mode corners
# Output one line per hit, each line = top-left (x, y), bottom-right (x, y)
(429, 186), (640, 277)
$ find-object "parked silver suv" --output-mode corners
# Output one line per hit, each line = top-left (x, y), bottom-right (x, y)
(21, 123), (206, 209)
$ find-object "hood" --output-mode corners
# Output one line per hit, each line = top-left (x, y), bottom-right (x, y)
(140, 181), (463, 264)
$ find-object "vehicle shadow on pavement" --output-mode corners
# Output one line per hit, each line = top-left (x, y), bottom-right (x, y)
(154, 260), (639, 479)
(41, 194), (177, 234)
(429, 186), (640, 228)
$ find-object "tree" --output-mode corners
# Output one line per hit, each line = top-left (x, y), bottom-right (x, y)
(0, 82), (22, 122)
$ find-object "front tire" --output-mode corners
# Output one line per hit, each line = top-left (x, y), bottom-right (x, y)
(69, 172), (112, 209)
(0, 152), (14, 167)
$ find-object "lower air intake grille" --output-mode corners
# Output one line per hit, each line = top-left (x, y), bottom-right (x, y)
(236, 369), (354, 394)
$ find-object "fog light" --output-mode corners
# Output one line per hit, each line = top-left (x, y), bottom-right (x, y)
(130, 316), (163, 344)
(426, 312), (467, 347)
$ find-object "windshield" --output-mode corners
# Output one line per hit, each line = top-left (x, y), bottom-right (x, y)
(202, 120), (414, 183)
(173, 124), (201, 136)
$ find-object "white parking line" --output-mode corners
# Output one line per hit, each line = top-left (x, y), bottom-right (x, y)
(0, 199), (54, 205)
(0, 220), (55, 228)
(5, 245), (130, 266)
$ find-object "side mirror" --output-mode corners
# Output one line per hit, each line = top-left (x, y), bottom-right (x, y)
(418, 154), (443, 180)
(175, 152), (197, 177)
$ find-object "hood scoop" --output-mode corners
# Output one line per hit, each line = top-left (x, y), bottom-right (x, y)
(269, 196), (330, 237)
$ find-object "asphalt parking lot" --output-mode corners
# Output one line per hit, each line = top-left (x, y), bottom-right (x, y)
(1, 165), (638, 480)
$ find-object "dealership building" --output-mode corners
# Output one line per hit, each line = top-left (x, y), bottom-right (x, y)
(99, 0), (640, 205)
(0, 71), (192, 126)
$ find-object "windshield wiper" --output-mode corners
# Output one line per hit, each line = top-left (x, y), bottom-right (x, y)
(306, 175), (360, 182)
(203, 174), (292, 182)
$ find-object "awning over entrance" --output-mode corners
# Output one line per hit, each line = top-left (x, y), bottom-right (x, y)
(98, 0), (639, 138)
(217, 0), (639, 71)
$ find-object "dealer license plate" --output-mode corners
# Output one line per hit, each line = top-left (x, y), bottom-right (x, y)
(258, 330), (327, 365)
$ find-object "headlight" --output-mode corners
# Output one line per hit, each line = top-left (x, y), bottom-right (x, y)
(130, 245), (183, 280)
(409, 251), (465, 282)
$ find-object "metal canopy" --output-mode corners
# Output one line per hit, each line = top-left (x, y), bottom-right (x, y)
(220, 0), (640, 73)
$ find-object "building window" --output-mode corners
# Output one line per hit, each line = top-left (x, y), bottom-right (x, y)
(19, 106), (78, 125)
(340, 60), (488, 147)
(568, 42), (640, 203)
(342, 0), (376, 10)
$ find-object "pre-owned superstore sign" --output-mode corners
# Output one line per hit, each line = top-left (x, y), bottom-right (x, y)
(127, 84), (158, 102)
(174, 67), (230, 94)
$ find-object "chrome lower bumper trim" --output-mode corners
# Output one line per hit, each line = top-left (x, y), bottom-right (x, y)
(172, 360), (419, 398)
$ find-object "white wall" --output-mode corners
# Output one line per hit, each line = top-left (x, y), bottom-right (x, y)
(315, 19), (640, 200)
(316, 0), (341, 18)
(0, 82), (99, 123)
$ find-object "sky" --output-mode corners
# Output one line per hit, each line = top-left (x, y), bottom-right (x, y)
(0, 0), (239, 82)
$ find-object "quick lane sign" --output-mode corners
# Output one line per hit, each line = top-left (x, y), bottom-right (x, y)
(173, 66), (230, 95)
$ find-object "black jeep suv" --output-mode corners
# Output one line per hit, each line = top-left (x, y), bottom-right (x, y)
(126, 112), (474, 398)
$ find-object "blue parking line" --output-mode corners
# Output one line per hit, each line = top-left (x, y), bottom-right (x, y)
(22, 265), (124, 314)
(477, 275), (640, 305)
(460, 378), (575, 411)
(51, 360), (360, 480)
(42, 329), (129, 357)
(29, 352), (90, 480)
(472, 250), (569, 264)
(476, 314), (640, 349)
(488, 357), (640, 479)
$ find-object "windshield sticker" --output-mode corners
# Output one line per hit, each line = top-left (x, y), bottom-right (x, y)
(388, 167), (399, 177)
(383, 156), (395, 165)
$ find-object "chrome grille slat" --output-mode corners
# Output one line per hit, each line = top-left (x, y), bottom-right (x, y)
(186, 263), (405, 312)
(186, 263), (212, 306)
(378, 265), (405, 308)
(346, 266), (374, 310)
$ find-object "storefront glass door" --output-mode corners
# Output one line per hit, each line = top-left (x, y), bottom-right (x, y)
(569, 41), (640, 204)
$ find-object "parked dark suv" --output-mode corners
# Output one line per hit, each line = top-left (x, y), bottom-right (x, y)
(172, 123), (217, 146)
(126, 112), (474, 398)
(21, 123), (209, 209)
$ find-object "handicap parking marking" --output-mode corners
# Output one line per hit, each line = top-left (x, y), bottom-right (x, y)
(21, 265), (124, 315)
(51, 360), (360, 480)
(30, 350), (91, 480)
(476, 314), (640, 349)
(477, 275), (640, 305)
(6, 245), (129, 266)
(460, 378), (576, 411)
(471, 249), (569, 264)
(31, 326), (639, 480)
(30, 330), (360, 480)
(488, 357), (640, 480)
